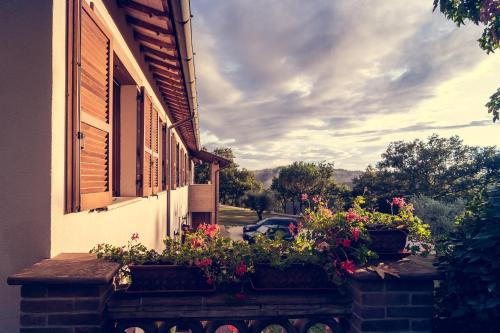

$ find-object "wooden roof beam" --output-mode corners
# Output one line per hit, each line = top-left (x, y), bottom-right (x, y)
(119, 0), (168, 17)
(157, 82), (185, 93)
(154, 73), (183, 86)
(150, 66), (181, 80)
(145, 55), (179, 72)
(140, 45), (178, 63)
(134, 31), (176, 50)
(126, 15), (172, 36)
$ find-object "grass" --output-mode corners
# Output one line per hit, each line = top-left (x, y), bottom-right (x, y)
(218, 205), (278, 227)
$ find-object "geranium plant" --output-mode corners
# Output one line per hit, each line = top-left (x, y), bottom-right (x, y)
(349, 196), (432, 254)
(301, 196), (374, 285)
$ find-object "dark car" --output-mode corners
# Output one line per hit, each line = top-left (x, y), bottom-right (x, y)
(243, 217), (297, 241)
(245, 225), (294, 243)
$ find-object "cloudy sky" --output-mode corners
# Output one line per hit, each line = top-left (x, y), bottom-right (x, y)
(190, 0), (499, 171)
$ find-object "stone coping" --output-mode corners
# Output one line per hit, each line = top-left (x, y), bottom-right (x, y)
(7, 253), (120, 285)
(352, 255), (442, 281)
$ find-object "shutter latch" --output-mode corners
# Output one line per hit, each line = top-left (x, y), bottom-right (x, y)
(77, 131), (85, 150)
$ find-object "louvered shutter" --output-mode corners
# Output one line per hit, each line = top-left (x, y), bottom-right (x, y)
(79, 3), (113, 211)
(152, 107), (160, 194)
(171, 135), (177, 190)
(139, 88), (153, 196)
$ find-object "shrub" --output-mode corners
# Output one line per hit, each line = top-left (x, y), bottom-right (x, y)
(435, 183), (500, 332)
(411, 195), (466, 239)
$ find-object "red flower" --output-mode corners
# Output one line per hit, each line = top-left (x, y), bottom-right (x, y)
(289, 223), (298, 237)
(235, 261), (247, 277)
(346, 209), (359, 222)
(392, 197), (406, 208)
(342, 239), (352, 248)
(340, 260), (356, 274)
(206, 276), (214, 285)
(300, 193), (308, 201)
(131, 233), (139, 241)
(196, 257), (212, 268)
(352, 228), (360, 242)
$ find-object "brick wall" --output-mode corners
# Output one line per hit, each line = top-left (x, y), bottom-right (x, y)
(349, 279), (434, 333)
(19, 284), (113, 333)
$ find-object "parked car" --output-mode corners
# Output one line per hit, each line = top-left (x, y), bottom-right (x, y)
(243, 217), (297, 242)
(245, 225), (294, 243)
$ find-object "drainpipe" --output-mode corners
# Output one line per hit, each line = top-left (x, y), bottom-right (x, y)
(167, 115), (195, 237)
(169, 0), (200, 150)
(214, 167), (220, 225)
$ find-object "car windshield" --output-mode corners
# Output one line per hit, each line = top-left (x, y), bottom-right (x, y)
(256, 225), (270, 233)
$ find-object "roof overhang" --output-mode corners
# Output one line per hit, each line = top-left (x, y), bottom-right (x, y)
(117, 0), (200, 150)
(191, 150), (232, 169)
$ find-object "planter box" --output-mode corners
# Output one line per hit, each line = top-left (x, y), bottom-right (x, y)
(368, 229), (408, 258)
(127, 264), (215, 292)
(250, 263), (336, 291)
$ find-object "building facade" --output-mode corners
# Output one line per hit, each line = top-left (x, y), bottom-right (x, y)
(0, 0), (225, 330)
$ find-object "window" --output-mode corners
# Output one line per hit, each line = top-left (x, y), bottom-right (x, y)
(66, 2), (165, 212)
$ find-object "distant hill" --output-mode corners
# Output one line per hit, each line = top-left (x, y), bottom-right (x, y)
(252, 167), (363, 189)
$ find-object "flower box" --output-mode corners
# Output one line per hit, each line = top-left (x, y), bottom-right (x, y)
(127, 264), (215, 292)
(250, 263), (336, 291)
(367, 229), (408, 258)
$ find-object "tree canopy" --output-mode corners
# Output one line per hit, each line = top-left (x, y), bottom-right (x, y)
(433, 0), (500, 121)
(353, 134), (499, 211)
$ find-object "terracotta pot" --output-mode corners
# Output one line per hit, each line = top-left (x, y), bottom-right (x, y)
(250, 263), (336, 291)
(127, 264), (215, 292)
(367, 229), (408, 257)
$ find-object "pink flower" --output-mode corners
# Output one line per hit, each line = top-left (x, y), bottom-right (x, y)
(352, 228), (360, 242)
(131, 233), (139, 241)
(340, 260), (356, 274)
(342, 239), (352, 248)
(235, 261), (247, 277)
(289, 223), (298, 237)
(196, 257), (212, 268)
(300, 193), (308, 201)
(392, 197), (406, 209)
(312, 195), (321, 204)
(345, 209), (360, 222)
(198, 223), (220, 238)
(206, 276), (214, 285)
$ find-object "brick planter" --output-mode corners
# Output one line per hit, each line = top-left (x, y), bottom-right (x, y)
(348, 256), (441, 333)
(7, 253), (119, 333)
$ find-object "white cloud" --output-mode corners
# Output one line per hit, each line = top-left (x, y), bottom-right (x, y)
(192, 0), (499, 170)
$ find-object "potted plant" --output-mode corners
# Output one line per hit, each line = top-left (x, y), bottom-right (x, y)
(301, 196), (374, 287)
(90, 225), (253, 292)
(350, 196), (431, 258)
(249, 228), (334, 291)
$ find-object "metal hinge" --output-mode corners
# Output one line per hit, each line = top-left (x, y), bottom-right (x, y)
(77, 132), (85, 140)
(137, 90), (144, 102)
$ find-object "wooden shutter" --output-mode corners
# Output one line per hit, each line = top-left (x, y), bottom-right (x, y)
(139, 88), (152, 196)
(171, 135), (177, 190)
(79, 2), (113, 211)
(161, 121), (167, 191)
(152, 107), (160, 194)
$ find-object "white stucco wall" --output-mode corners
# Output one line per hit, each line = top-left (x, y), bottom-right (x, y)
(0, 1), (53, 330)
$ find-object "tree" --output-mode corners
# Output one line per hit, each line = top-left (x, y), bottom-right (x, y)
(271, 161), (339, 214)
(433, 0), (499, 121)
(244, 191), (274, 220)
(352, 134), (499, 211)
